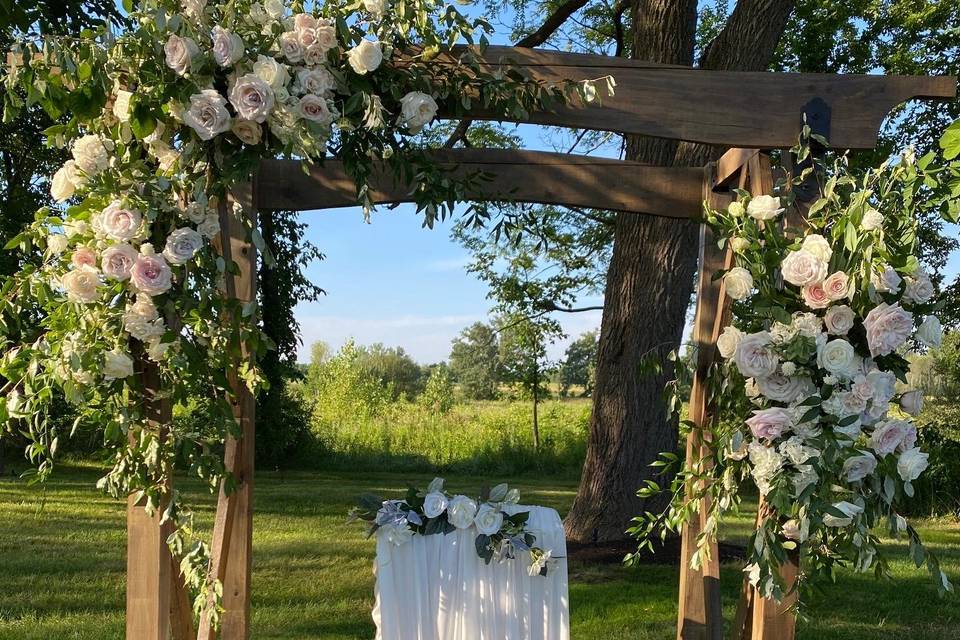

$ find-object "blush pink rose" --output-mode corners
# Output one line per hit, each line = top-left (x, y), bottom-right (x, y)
(863, 303), (913, 357)
(745, 407), (794, 441)
(130, 250), (173, 296)
(801, 282), (831, 309)
(823, 271), (852, 301)
(71, 246), (98, 269)
(869, 419), (910, 456)
(101, 243), (139, 280)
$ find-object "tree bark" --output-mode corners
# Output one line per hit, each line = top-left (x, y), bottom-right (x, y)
(564, 0), (796, 543)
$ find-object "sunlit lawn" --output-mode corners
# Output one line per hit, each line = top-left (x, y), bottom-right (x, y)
(0, 466), (957, 639)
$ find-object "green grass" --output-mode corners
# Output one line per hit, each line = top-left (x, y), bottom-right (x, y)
(0, 467), (958, 639)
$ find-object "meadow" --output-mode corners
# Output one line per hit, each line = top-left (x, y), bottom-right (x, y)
(1, 464), (958, 640)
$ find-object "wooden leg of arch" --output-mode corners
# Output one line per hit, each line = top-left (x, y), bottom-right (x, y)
(197, 190), (258, 640)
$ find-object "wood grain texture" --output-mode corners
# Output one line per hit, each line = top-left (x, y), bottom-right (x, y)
(196, 191), (257, 640)
(126, 358), (172, 640)
(439, 46), (956, 149)
(255, 150), (705, 218)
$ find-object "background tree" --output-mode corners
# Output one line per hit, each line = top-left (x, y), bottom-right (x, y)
(560, 330), (598, 397)
(449, 322), (502, 400)
(356, 343), (425, 400)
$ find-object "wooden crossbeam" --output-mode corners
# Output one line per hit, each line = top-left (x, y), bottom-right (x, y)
(253, 149), (705, 218)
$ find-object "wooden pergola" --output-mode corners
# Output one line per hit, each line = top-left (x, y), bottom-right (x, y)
(120, 47), (955, 640)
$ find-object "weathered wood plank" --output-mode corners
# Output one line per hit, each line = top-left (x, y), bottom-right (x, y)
(443, 46), (956, 149)
(255, 150), (705, 218)
(126, 358), (172, 640)
(196, 191), (257, 640)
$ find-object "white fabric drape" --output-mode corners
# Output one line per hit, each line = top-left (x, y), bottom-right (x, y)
(372, 505), (569, 640)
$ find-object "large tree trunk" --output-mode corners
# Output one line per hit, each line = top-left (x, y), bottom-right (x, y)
(564, 0), (796, 543)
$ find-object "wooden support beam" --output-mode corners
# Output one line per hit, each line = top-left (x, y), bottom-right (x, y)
(436, 46), (956, 149)
(196, 190), (258, 640)
(254, 150), (705, 218)
(126, 358), (172, 640)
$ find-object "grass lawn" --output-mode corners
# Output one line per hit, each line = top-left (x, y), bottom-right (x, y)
(0, 466), (957, 639)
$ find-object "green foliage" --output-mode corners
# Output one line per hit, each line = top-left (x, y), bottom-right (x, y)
(911, 403), (960, 517)
(449, 321), (501, 400)
(355, 343), (424, 400)
(418, 364), (456, 414)
(560, 330), (598, 396)
(306, 340), (391, 426)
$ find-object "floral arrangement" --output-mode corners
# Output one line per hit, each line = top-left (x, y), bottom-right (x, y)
(0, 0), (602, 614)
(631, 136), (958, 607)
(351, 478), (556, 577)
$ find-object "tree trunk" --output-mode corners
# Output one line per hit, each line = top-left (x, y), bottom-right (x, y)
(564, 0), (796, 543)
(532, 365), (541, 451)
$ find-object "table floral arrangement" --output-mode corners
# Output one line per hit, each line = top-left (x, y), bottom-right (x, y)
(631, 133), (957, 607)
(351, 478), (557, 577)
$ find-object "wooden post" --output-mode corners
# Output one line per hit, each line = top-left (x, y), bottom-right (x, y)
(676, 157), (744, 640)
(126, 358), (172, 640)
(196, 188), (258, 640)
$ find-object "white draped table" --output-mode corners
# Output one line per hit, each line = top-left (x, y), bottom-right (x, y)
(372, 505), (569, 640)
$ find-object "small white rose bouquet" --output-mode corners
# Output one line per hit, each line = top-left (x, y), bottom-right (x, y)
(350, 478), (555, 576)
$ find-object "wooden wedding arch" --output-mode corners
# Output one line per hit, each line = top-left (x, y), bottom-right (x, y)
(117, 47), (955, 640)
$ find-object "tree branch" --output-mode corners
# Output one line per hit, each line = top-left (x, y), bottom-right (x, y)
(542, 301), (604, 313)
(442, 0), (592, 148)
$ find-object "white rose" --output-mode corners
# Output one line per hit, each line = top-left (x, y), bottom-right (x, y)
(71, 134), (109, 178)
(314, 20), (338, 53)
(867, 369), (897, 406)
(473, 504), (504, 536)
(818, 338), (857, 379)
(123, 295), (164, 341)
(842, 452), (877, 483)
(379, 522), (414, 547)
(363, 0), (386, 18)
(863, 303), (913, 357)
(791, 312), (822, 337)
(94, 201), (143, 242)
(782, 518), (808, 542)
(347, 39), (383, 75)
(446, 495), (477, 529)
(872, 265), (902, 294)
(861, 208), (884, 231)
(162, 227), (205, 265)
(252, 54), (290, 90)
(757, 374), (814, 404)
(212, 26), (245, 68)
(296, 67), (335, 97)
(264, 0), (285, 18)
(870, 419), (910, 456)
(47, 233), (69, 255)
(723, 266), (753, 301)
(824, 305), (855, 335)
(734, 332), (779, 378)
(781, 249), (828, 287)
(229, 73), (275, 124)
(746, 194), (784, 221)
(231, 119), (263, 145)
(823, 501), (863, 527)
(399, 91), (439, 134)
(197, 213), (221, 239)
(800, 234), (833, 263)
(164, 34), (199, 76)
(61, 265), (100, 303)
(130, 251), (173, 296)
(729, 236), (750, 253)
(101, 243), (139, 280)
(916, 315), (942, 348)
(422, 491), (448, 518)
(779, 436), (819, 465)
(103, 349), (134, 380)
(279, 31), (304, 63)
(183, 202), (208, 224)
(50, 160), (79, 201)
(183, 90), (232, 141)
(899, 390), (924, 417)
(297, 94), (334, 124)
(716, 325), (743, 360)
(113, 90), (133, 123)
(903, 271), (934, 305)
(146, 337), (176, 361)
(897, 447), (929, 482)
(182, 0), (206, 20)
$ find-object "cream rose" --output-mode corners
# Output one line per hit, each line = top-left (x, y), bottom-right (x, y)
(823, 271), (852, 301)
(131, 249), (173, 296)
(422, 491), (448, 518)
(123, 295), (164, 341)
(101, 243), (139, 280)
(231, 119), (263, 145)
(314, 19), (338, 52)
(162, 227), (205, 265)
(279, 31), (304, 63)
(723, 266), (753, 301)
(47, 233), (69, 255)
(861, 208), (884, 231)
(50, 160), (80, 201)
(903, 269), (934, 304)
(363, 0), (386, 18)
(899, 390), (923, 417)
(264, 0), (285, 18)
(183, 90), (232, 141)
(473, 504), (504, 536)
(818, 338), (857, 379)
(399, 91), (439, 134)
(872, 265), (902, 294)
(296, 67), (335, 96)
(897, 447), (929, 482)
(824, 305), (855, 335)
(842, 452), (877, 483)
(95, 201), (142, 242)
(727, 201), (745, 217)
(212, 26), (245, 67)
(729, 237), (750, 253)
(71, 246), (97, 270)
(164, 34), (199, 76)
(252, 55), (290, 90)
(197, 214), (221, 239)
(229, 73), (275, 124)
(113, 89), (133, 122)
(298, 94), (334, 124)
(801, 282), (830, 309)
(71, 134), (110, 178)
(716, 325), (743, 360)
(800, 234), (833, 263)
(916, 315), (942, 347)
(61, 265), (100, 303)
(781, 249), (827, 287)
(863, 303), (913, 356)
(757, 374), (814, 404)
(446, 495), (478, 529)
(734, 332), (778, 378)
(347, 39), (383, 75)
(746, 194), (783, 221)
(103, 349), (134, 380)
